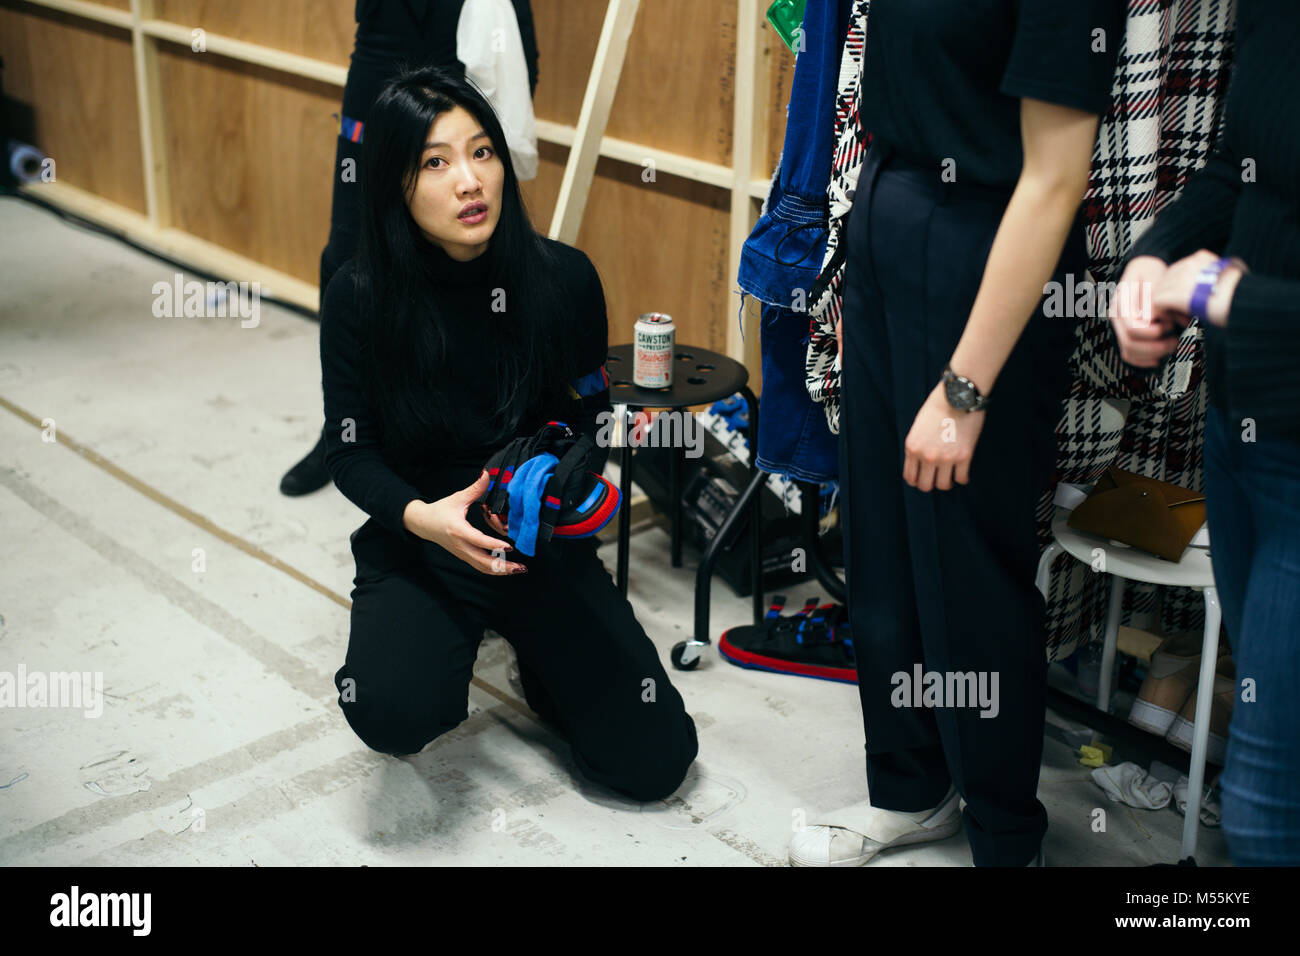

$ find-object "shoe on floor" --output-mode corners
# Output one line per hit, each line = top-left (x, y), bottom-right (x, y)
(1166, 656), (1235, 766)
(719, 599), (855, 684)
(280, 428), (331, 496)
(1127, 630), (1218, 736)
(788, 786), (961, 867)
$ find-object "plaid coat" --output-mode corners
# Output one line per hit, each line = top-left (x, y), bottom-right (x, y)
(804, 0), (1238, 657)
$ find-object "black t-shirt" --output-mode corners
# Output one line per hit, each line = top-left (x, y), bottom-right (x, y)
(320, 237), (610, 545)
(860, 0), (1124, 187)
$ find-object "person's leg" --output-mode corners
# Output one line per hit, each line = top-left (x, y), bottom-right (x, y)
(1216, 417), (1300, 865)
(871, 170), (1079, 866)
(839, 154), (951, 813)
(1201, 401), (1253, 653)
(488, 536), (698, 802)
(283, 45), (409, 495)
(333, 520), (489, 756)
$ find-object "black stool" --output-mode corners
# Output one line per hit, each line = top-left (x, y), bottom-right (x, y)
(606, 344), (764, 667)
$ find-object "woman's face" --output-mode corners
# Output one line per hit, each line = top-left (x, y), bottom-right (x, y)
(406, 104), (505, 261)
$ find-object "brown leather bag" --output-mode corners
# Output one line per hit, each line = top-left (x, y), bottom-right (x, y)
(1066, 466), (1206, 562)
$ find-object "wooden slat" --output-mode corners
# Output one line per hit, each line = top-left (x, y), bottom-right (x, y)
(549, 0), (640, 244)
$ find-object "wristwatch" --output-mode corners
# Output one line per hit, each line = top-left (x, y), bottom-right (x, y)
(941, 364), (990, 412)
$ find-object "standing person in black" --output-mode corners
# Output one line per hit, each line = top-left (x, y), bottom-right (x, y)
(790, 0), (1124, 867)
(281, 0), (539, 495)
(1109, 0), (1300, 866)
(322, 66), (697, 800)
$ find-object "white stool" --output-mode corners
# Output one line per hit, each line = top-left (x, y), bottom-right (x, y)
(1035, 510), (1221, 860)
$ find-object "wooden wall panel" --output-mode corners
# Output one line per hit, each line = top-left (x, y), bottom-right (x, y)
(154, 0), (355, 66)
(763, 24), (794, 180)
(582, 156), (731, 357)
(0, 2), (145, 214)
(156, 44), (338, 283)
(524, 142), (729, 358)
(530, 0), (603, 128)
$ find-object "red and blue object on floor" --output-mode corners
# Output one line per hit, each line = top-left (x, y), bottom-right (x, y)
(718, 594), (856, 684)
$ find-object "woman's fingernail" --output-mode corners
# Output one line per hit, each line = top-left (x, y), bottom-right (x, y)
(513, 567), (527, 574)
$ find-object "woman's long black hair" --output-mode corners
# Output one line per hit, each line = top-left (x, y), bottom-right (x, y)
(353, 65), (573, 456)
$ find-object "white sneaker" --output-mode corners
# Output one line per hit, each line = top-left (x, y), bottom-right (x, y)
(788, 786), (962, 867)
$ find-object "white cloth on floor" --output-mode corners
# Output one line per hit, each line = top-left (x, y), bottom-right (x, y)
(1091, 762), (1174, 810)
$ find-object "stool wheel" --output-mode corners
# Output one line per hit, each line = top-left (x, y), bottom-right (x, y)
(670, 641), (700, 671)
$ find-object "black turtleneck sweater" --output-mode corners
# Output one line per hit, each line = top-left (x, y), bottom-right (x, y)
(319, 237), (611, 545)
(1125, 0), (1300, 443)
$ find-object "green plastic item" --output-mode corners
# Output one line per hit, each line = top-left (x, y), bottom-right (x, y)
(766, 0), (808, 55)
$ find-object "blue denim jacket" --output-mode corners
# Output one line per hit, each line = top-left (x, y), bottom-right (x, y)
(737, 0), (850, 483)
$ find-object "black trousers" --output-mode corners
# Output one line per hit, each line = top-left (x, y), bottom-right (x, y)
(333, 509), (699, 802)
(319, 37), (458, 301)
(839, 143), (1084, 866)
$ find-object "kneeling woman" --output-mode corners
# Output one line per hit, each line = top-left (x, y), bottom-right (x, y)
(321, 66), (698, 801)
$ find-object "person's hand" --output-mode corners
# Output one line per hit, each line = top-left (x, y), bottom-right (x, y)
(480, 500), (509, 536)
(405, 471), (526, 574)
(836, 316), (843, 368)
(1152, 249), (1244, 329)
(1108, 255), (1180, 367)
(903, 382), (986, 492)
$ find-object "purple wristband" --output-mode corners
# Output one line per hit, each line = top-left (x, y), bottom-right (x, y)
(1188, 257), (1233, 325)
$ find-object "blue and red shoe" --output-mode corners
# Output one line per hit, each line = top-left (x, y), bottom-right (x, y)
(480, 421), (620, 556)
(718, 596), (856, 684)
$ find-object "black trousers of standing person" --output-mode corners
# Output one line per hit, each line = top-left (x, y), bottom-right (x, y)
(333, 504), (699, 802)
(838, 142), (1085, 866)
(319, 35), (464, 302)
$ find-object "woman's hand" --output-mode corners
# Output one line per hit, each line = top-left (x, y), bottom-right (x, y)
(404, 471), (527, 574)
(480, 501), (509, 536)
(1108, 255), (1180, 367)
(1152, 249), (1244, 329)
(903, 383), (986, 492)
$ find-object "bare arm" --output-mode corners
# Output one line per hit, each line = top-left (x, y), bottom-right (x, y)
(948, 97), (1100, 395)
(905, 97), (1101, 491)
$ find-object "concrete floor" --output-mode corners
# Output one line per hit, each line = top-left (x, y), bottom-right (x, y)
(0, 195), (1230, 866)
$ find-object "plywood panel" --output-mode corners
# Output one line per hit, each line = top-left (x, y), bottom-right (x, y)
(577, 158), (730, 358)
(763, 19), (795, 179)
(606, 0), (737, 168)
(533, 0), (738, 168)
(530, 0), (606, 127)
(156, 45), (339, 282)
(154, 0), (355, 66)
(528, 149), (746, 394)
(0, 2), (145, 213)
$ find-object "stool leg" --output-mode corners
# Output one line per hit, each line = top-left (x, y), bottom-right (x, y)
(742, 386), (762, 626)
(1098, 574), (1124, 712)
(1035, 541), (1064, 601)
(617, 406), (632, 596)
(1181, 587), (1223, 861)
(670, 441), (682, 567)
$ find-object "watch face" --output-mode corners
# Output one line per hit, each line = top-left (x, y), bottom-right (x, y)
(945, 377), (974, 410)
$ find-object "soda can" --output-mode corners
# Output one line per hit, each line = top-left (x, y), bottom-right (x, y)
(633, 312), (675, 389)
